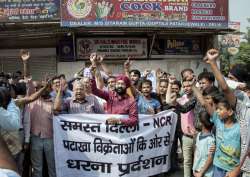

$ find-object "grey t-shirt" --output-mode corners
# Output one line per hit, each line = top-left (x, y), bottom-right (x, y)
(235, 98), (250, 173)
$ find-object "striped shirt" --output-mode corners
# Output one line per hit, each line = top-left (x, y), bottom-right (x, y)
(64, 95), (104, 114)
(28, 98), (54, 138)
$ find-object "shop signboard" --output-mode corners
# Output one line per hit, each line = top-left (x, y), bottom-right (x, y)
(77, 38), (147, 59)
(152, 38), (202, 55)
(61, 0), (228, 29)
(220, 22), (241, 48)
(0, 0), (59, 22)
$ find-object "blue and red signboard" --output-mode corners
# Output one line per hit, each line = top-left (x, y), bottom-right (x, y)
(0, 0), (59, 22)
(61, 0), (228, 28)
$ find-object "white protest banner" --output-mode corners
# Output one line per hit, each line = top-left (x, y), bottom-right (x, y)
(77, 38), (147, 59)
(53, 110), (177, 177)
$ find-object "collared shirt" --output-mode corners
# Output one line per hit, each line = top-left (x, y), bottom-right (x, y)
(50, 90), (72, 100)
(177, 94), (195, 136)
(50, 90), (72, 114)
(28, 98), (53, 139)
(193, 132), (215, 177)
(64, 95), (104, 114)
(91, 79), (138, 126)
(23, 106), (31, 143)
(0, 100), (20, 131)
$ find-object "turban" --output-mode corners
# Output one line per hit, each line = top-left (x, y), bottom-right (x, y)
(116, 75), (131, 88)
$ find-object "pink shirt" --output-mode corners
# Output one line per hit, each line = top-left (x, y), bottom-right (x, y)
(177, 94), (195, 136)
(28, 98), (54, 138)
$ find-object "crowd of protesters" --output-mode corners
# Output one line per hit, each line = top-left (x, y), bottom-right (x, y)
(0, 49), (249, 177)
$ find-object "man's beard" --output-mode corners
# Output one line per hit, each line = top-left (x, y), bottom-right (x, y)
(115, 87), (126, 95)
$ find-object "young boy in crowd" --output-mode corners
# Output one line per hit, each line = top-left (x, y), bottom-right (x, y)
(193, 85), (241, 177)
(198, 72), (215, 92)
(137, 79), (161, 114)
(203, 49), (250, 177)
(192, 49), (245, 177)
(193, 111), (215, 177)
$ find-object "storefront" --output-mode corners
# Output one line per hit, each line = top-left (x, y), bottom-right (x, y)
(0, 0), (229, 79)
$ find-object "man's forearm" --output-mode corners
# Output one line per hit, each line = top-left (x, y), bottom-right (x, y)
(54, 91), (63, 111)
(209, 62), (236, 106)
(23, 61), (30, 78)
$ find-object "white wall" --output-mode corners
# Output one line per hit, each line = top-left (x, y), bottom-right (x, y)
(57, 57), (210, 80)
(131, 58), (209, 80)
(57, 61), (85, 80)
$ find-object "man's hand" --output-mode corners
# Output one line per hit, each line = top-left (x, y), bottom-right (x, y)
(168, 75), (176, 84)
(23, 143), (30, 151)
(225, 166), (241, 177)
(97, 55), (104, 64)
(209, 144), (216, 154)
(20, 49), (30, 61)
(90, 53), (98, 66)
(89, 64), (97, 76)
(146, 106), (155, 114)
(204, 49), (219, 64)
(143, 69), (151, 78)
(188, 75), (197, 87)
(45, 78), (52, 89)
(124, 57), (132, 71)
(60, 78), (68, 91)
(106, 117), (121, 125)
(193, 171), (203, 177)
(169, 92), (177, 103)
(156, 68), (163, 79)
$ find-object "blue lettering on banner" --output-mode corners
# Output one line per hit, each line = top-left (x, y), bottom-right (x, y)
(120, 2), (161, 11)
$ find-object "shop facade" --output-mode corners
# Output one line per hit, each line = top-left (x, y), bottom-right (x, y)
(0, 0), (229, 79)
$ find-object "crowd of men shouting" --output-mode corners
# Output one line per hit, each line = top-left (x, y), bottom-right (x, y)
(0, 49), (250, 177)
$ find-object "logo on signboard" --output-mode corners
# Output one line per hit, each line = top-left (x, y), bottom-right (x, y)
(78, 39), (93, 57)
(67, 0), (92, 18)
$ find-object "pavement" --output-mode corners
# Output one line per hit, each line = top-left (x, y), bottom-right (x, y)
(167, 170), (183, 177)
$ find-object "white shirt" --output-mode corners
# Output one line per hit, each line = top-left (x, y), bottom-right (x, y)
(0, 169), (20, 177)
(0, 100), (20, 131)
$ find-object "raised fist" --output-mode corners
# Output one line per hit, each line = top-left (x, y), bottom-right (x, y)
(97, 55), (104, 63)
(168, 75), (176, 84)
(90, 53), (97, 65)
(20, 49), (30, 61)
(124, 57), (132, 70)
(204, 49), (219, 64)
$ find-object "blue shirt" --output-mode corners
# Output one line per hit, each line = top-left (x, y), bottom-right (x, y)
(50, 90), (72, 100)
(0, 169), (20, 177)
(137, 95), (161, 114)
(50, 90), (72, 114)
(193, 132), (215, 177)
(211, 112), (241, 171)
(0, 100), (20, 131)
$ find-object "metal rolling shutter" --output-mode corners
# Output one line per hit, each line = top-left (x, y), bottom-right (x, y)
(0, 48), (57, 80)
